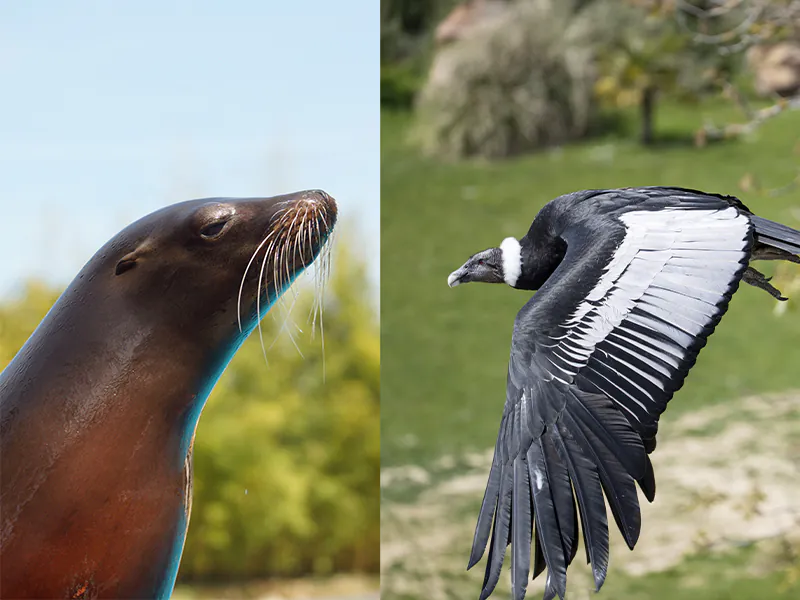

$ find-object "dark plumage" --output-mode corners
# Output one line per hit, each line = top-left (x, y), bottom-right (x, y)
(447, 187), (800, 600)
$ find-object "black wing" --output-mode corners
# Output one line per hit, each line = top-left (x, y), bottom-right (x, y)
(470, 195), (753, 600)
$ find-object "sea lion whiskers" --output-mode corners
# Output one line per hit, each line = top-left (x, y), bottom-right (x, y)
(273, 226), (292, 313)
(296, 205), (317, 302)
(267, 287), (304, 357)
(288, 208), (310, 308)
(266, 200), (335, 375)
(304, 212), (324, 338)
(252, 203), (296, 364)
(295, 206), (308, 269)
(271, 230), (305, 358)
(309, 234), (322, 332)
(298, 216), (315, 315)
(237, 227), (281, 333)
(282, 209), (301, 298)
(257, 228), (285, 365)
(250, 198), (334, 367)
(272, 210), (306, 357)
(310, 214), (328, 335)
(300, 210), (314, 264)
(308, 215), (334, 381)
(255, 242), (272, 365)
(259, 231), (299, 362)
(319, 227), (335, 381)
(294, 211), (312, 331)
(236, 203), (293, 332)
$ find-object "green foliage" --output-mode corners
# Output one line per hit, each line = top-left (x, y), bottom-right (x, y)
(0, 241), (379, 582)
(182, 241), (379, 581)
(381, 100), (800, 470)
(381, 0), (449, 40)
(595, 543), (800, 600)
(413, 0), (601, 159)
(381, 0), (456, 63)
(381, 62), (423, 110)
(380, 0), (456, 109)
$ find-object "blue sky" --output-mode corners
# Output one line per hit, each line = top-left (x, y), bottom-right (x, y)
(0, 1), (378, 299)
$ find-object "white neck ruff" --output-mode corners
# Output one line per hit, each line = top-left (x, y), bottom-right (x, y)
(500, 237), (522, 287)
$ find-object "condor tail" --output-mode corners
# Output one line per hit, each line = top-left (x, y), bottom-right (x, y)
(751, 215), (800, 258)
(743, 215), (800, 301)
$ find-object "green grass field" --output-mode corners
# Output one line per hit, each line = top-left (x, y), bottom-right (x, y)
(380, 99), (800, 599)
(381, 101), (800, 471)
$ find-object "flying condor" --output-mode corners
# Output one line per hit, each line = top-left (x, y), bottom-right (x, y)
(447, 186), (800, 600)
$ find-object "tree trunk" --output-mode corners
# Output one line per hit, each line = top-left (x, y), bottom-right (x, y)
(641, 85), (656, 145)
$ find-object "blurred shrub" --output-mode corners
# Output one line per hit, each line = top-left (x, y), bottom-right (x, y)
(0, 240), (379, 582)
(414, 0), (601, 159)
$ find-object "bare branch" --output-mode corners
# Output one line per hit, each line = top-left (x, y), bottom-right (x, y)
(673, 0), (800, 54)
(695, 96), (800, 145)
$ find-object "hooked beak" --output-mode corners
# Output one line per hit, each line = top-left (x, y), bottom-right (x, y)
(447, 268), (465, 288)
(447, 248), (503, 288)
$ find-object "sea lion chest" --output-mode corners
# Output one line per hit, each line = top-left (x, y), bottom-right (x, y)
(0, 290), (203, 599)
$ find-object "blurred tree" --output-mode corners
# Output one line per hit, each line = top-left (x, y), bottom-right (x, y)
(0, 240), (380, 582)
(592, 0), (741, 145)
(665, 0), (800, 143)
(651, 0), (800, 55)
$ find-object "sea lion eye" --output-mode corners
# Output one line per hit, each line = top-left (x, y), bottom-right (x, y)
(199, 220), (228, 239)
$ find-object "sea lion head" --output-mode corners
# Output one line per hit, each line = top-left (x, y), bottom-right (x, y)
(99, 189), (337, 339)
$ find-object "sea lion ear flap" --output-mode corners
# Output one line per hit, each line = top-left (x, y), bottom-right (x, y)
(115, 252), (138, 276)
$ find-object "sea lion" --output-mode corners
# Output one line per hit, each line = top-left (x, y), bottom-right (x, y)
(0, 190), (336, 599)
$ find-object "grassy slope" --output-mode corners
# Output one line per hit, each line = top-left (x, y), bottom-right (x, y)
(384, 538), (800, 600)
(381, 101), (800, 470)
(601, 546), (800, 600)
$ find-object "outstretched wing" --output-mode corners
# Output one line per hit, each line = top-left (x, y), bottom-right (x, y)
(471, 198), (752, 600)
